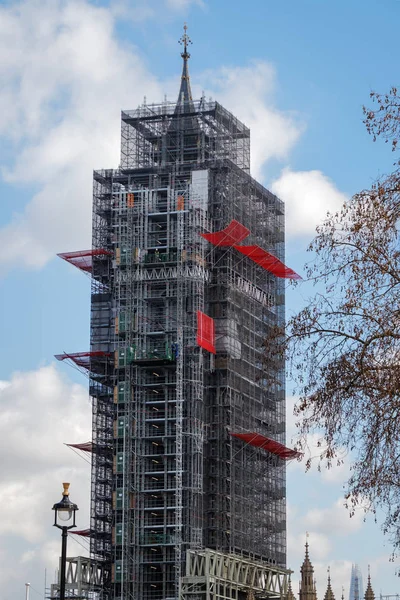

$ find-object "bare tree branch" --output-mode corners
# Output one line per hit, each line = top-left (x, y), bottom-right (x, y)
(265, 88), (400, 555)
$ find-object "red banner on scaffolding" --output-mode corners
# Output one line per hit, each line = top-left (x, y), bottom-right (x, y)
(70, 529), (91, 537)
(233, 245), (301, 280)
(230, 432), (301, 460)
(200, 220), (250, 247)
(57, 249), (112, 273)
(54, 351), (112, 372)
(197, 311), (216, 354)
(66, 442), (94, 453)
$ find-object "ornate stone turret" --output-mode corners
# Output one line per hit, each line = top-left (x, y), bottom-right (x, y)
(323, 569), (336, 600)
(299, 538), (318, 600)
(364, 568), (375, 600)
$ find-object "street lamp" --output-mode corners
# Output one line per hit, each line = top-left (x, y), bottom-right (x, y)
(52, 483), (78, 600)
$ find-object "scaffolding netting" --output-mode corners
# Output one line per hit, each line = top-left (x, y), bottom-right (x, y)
(57, 249), (112, 272)
(233, 245), (301, 280)
(200, 219), (250, 246)
(197, 311), (216, 354)
(230, 432), (301, 460)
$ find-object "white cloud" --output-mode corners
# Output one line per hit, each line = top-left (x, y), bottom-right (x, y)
(166, 0), (205, 8)
(0, 364), (91, 597)
(0, 0), (304, 273)
(0, 365), (90, 483)
(271, 168), (348, 238)
(313, 559), (353, 600)
(110, 1), (156, 22)
(303, 498), (364, 536)
(200, 61), (304, 180)
(287, 395), (350, 484)
(0, 0), (162, 273)
(111, 0), (205, 23)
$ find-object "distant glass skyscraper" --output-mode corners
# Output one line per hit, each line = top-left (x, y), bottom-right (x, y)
(349, 564), (364, 600)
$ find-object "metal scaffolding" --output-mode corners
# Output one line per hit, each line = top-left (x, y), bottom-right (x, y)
(57, 29), (291, 600)
(90, 163), (211, 599)
(86, 86), (288, 598)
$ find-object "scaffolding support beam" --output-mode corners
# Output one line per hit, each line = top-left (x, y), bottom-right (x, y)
(50, 556), (104, 599)
(180, 549), (290, 600)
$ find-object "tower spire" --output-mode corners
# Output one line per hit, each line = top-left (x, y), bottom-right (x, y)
(324, 567), (336, 600)
(177, 23), (193, 108)
(300, 535), (317, 600)
(286, 574), (296, 600)
(364, 567), (375, 600)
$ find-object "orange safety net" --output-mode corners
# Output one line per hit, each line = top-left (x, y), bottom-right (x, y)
(177, 195), (185, 211)
(54, 351), (112, 369)
(233, 245), (301, 280)
(57, 249), (112, 273)
(200, 220), (250, 246)
(197, 311), (216, 354)
(230, 432), (301, 460)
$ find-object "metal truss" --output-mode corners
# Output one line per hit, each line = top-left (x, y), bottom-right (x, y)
(50, 556), (104, 599)
(180, 549), (290, 600)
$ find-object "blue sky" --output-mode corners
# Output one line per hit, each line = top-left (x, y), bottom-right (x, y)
(0, 0), (399, 598)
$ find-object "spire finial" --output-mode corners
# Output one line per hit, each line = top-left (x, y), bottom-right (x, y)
(365, 566), (375, 600)
(176, 23), (193, 106)
(179, 22), (192, 60)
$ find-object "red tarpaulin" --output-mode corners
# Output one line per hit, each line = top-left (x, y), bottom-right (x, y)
(230, 432), (301, 460)
(70, 529), (91, 537)
(200, 220), (250, 247)
(55, 351), (112, 370)
(233, 245), (301, 280)
(66, 442), (94, 453)
(197, 311), (216, 354)
(57, 249), (112, 273)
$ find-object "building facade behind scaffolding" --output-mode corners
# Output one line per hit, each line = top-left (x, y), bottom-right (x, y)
(78, 28), (295, 600)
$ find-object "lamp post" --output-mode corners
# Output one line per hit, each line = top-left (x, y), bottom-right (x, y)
(52, 483), (78, 600)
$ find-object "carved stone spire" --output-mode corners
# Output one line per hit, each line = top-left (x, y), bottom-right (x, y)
(364, 568), (375, 600)
(324, 568), (336, 600)
(286, 575), (296, 600)
(299, 536), (318, 600)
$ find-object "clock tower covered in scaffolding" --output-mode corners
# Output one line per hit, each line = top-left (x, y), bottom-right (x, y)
(56, 25), (300, 600)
